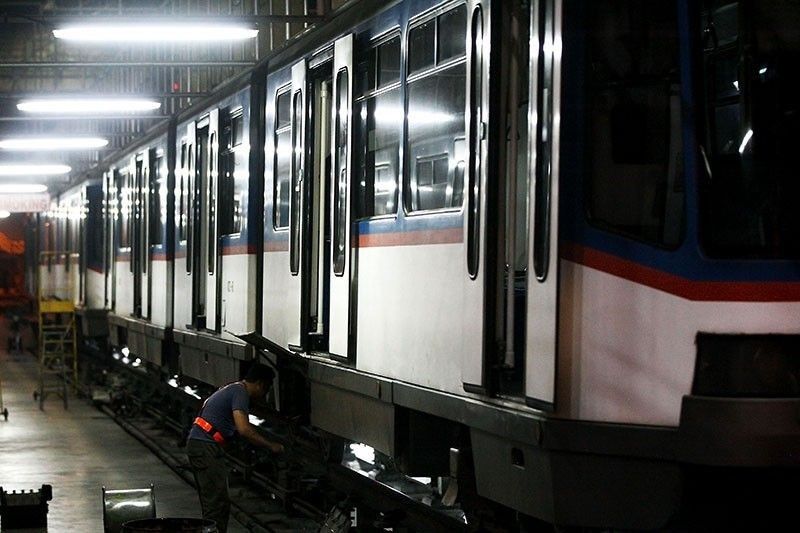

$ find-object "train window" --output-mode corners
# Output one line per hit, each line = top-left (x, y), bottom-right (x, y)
(333, 69), (350, 276)
(699, 0), (800, 258)
(220, 117), (241, 236)
(355, 34), (401, 218)
(208, 132), (217, 274)
(150, 156), (164, 246)
(290, 90), (303, 274)
(179, 143), (187, 243)
(405, 5), (467, 213)
(408, 19), (435, 75)
(378, 37), (401, 87)
(577, 0), (684, 248)
(231, 113), (244, 147)
(186, 144), (194, 274)
(355, 87), (401, 218)
(437, 5), (467, 64)
(118, 172), (130, 249)
(274, 90), (292, 229)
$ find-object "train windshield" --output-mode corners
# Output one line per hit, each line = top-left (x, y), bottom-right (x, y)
(699, 0), (800, 258)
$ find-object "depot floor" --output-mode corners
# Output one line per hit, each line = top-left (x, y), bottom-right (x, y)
(0, 320), (247, 532)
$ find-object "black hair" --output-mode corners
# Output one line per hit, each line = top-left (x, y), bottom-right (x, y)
(244, 364), (275, 384)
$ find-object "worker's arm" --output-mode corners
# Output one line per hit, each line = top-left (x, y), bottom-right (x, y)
(233, 410), (284, 453)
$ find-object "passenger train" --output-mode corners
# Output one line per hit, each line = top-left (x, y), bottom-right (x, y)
(36, 0), (800, 529)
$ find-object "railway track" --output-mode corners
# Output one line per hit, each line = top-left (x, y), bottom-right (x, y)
(79, 344), (471, 532)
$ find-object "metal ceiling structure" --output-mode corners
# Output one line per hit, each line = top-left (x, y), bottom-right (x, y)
(0, 0), (345, 192)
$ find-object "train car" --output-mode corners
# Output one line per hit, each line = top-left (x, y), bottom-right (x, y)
(105, 126), (175, 368)
(171, 72), (265, 386)
(253, 0), (800, 529)
(62, 181), (106, 336)
(39, 0), (797, 528)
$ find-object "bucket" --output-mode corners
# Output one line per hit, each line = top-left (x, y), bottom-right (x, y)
(121, 517), (217, 532)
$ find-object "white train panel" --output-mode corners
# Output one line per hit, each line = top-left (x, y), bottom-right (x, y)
(173, 255), (192, 330)
(262, 248), (290, 349)
(558, 260), (800, 427)
(85, 269), (105, 310)
(114, 257), (134, 316)
(149, 259), (169, 328)
(356, 242), (477, 395)
(220, 253), (256, 337)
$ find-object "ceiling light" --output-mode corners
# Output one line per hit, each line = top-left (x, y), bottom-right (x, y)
(0, 137), (109, 151)
(0, 184), (48, 193)
(17, 98), (161, 114)
(0, 164), (71, 176)
(0, 210), (10, 219)
(53, 24), (259, 42)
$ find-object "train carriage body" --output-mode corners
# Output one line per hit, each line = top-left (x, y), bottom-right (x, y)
(43, 0), (799, 528)
(106, 129), (174, 366)
(258, 0), (800, 528)
(173, 82), (264, 386)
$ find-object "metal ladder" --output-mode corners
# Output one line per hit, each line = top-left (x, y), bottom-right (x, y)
(36, 252), (78, 410)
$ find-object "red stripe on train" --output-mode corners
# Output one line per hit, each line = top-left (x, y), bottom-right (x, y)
(561, 243), (800, 302)
(359, 227), (463, 248)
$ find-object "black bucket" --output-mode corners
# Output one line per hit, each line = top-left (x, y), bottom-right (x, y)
(121, 517), (217, 532)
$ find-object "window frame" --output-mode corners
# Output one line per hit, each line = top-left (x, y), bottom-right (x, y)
(403, 0), (468, 217)
(272, 86), (293, 231)
(333, 66), (351, 276)
(354, 28), (403, 221)
(220, 108), (243, 238)
(577, 0), (687, 252)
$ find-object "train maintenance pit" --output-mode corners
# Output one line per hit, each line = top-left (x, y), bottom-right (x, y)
(2, 0), (800, 531)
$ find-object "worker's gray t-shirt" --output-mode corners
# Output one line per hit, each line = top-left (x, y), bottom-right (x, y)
(188, 382), (249, 444)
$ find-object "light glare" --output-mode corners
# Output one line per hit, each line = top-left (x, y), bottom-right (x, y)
(738, 129), (754, 154)
(0, 164), (70, 176)
(0, 210), (10, 219)
(54, 24), (258, 43)
(17, 98), (161, 114)
(0, 137), (108, 151)
(0, 184), (48, 193)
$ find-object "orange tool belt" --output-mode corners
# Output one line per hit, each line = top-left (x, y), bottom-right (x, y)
(193, 416), (226, 445)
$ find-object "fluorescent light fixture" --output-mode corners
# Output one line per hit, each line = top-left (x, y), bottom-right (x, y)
(738, 128), (754, 154)
(0, 184), (48, 193)
(0, 137), (109, 151)
(53, 24), (258, 42)
(0, 164), (70, 176)
(0, 210), (10, 219)
(17, 98), (161, 114)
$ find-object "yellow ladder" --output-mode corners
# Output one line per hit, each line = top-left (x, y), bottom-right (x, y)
(36, 252), (78, 410)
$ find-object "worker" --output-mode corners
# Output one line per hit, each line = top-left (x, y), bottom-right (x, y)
(186, 364), (284, 533)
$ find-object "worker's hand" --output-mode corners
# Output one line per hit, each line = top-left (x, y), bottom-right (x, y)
(269, 442), (285, 454)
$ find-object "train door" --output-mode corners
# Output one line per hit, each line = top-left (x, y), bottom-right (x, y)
(190, 121), (209, 329)
(461, 0), (494, 390)
(132, 150), (152, 319)
(204, 109), (221, 331)
(328, 35), (355, 360)
(286, 60), (308, 350)
(304, 57), (333, 352)
(524, 0), (560, 408)
(185, 121), (197, 327)
(104, 170), (114, 309)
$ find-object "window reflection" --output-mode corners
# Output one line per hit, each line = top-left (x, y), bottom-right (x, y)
(406, 65), (466, 211)
(701, 0), (800, 257)
(274, 91), (292, 229)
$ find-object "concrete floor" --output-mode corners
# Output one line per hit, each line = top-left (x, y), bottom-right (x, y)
(0, 333), (246, 531)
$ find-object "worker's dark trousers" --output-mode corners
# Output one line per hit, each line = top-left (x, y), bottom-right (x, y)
(187, 438), (230, 533)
